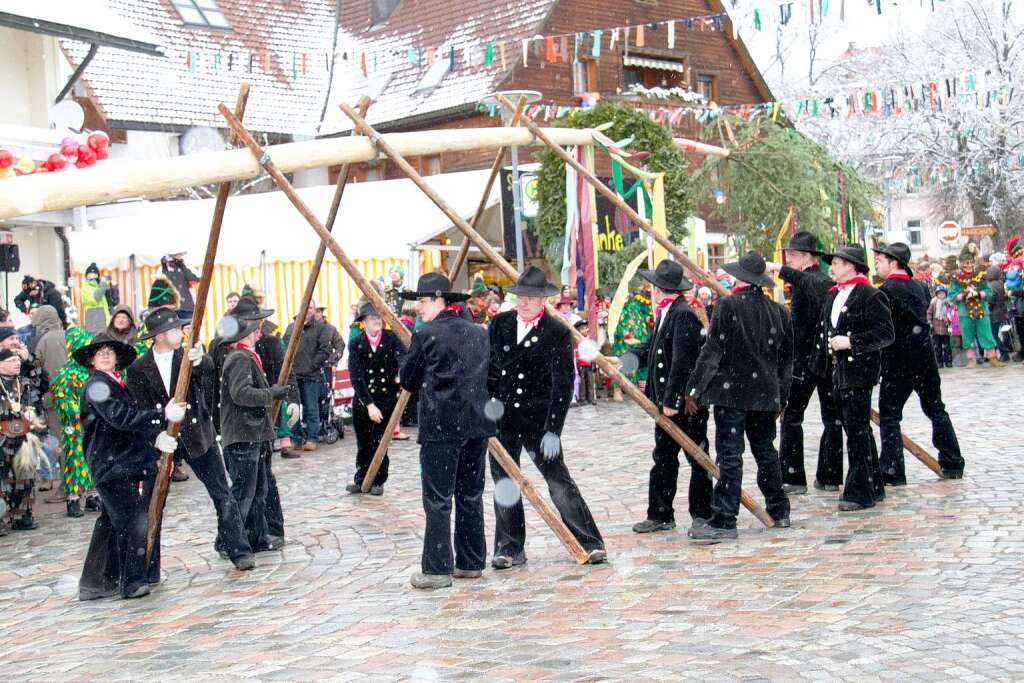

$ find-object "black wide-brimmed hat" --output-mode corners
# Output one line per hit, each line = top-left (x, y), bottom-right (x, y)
(400, 272), (469, 302)
(232, 297), (274, 320)
(73, 332), (138, 370)
(639, 259), (694, 292)
(872, 241), (912, 273)
(782, 230), (825, 256)
(139, 308), (187, 340)
(354, 302), (381, 322)
(507, 266), (560, 298)
(722, 252), (776, 289)
(824, 244), (870, 274)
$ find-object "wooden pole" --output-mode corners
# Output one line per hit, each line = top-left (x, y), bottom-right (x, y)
(146, 83), (251, 564)
(0, 127), (598, 221)
(359, 97), (528, 493)
(271, 96), (372, 426)
(870, 408), (942, 475)
(494, 94), (729, 300)
(338, 102), (775, 529)
(219, 104), (591, 564)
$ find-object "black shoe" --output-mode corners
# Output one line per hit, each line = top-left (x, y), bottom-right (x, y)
(587, 549), (608, 564)
(280, 448), (303, 459)
(256, 535), (285, 552)
(773, 517), (792, 528)
(940, 468), (964, 480)
(632, 519), (676, 534)
(79, 586), (120, 601)
(123, 583), (151, 599)
(687, 521), (738, 540)
(171, 469), (189, 482)
(370, 485), (384, 496)
(84, 496), (101, 512)
(66, 499), (84, 518)
(838, 500), (869, 512)
(813, 480), (840, 492)
(232, 554), (257, 571)
(491, 554), (527, 570)
(345, 483), (363, 494)
(11, 516), (37, 531)
(782, 483), (807, 495)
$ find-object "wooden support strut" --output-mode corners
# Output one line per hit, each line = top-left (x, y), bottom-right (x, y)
(146, 83), (251, 564)
(271, 96), (372, 425)
(495, 97), (940, 477)
(359, 96), (528, 493)
(338, 102), (776, 530)
(219, 104), (591, 565)
(871, 408), (942, 475)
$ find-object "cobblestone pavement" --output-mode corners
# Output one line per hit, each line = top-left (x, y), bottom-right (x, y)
(2, 365), (1023, 681)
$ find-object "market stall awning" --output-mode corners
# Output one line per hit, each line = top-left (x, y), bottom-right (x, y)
(623, 55), (685, 72)
(0, 1), (163, 55)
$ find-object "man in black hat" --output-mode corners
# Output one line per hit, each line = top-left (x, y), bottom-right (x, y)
(126, 308), (256, 571)
(399, 272), (494, 589)
(219, 313), (293, 553)
(487, 266), (606, 568)
(814, 245), (895, 511)
(765, 231), (844, 494)
(629, 260), (713, 535)
(345, 302), (404, 496)
(873, 242), (964, 482)
(685, 252), (794, 539)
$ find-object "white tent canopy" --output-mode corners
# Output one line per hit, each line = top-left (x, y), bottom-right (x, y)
(69, 168), (502, 271)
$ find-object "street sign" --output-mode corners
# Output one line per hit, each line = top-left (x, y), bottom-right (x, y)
(961, 224), (998, 237)
(938, 220), (961, 244)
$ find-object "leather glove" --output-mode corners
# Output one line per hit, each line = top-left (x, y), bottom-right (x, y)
(285, 403), (301, 428)
(187, 344), (204, 367)
(155, 431), (178, 453)
(164, 399), (186, 423)
(540, 432), (561, 461)
(269, 384), (291, 400)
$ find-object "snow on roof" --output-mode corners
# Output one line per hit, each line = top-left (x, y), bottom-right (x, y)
(61, 0), (338, 136)
(70, 168), (502, 270)
(320, 1), (557, 135)
(0, 0), (162, 53)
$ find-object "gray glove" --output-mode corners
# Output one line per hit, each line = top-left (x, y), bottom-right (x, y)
(540, 432), (561, 461)
(269, 384), (291, 400)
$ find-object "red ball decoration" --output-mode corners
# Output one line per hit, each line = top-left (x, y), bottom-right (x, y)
(47, 153), (66, 171)
(95, 148), (108, 161)
(75, 146), (97, 168)
(60, 141), (80, 159)
(87, 132), (110, 152)
(0, 149), (12, 168)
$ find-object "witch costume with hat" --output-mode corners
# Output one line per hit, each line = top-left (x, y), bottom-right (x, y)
(765, 231), (844, 494)
(345, 302), (405, 496)
(813, 244), (894, 511)
(398, 272), (493, 589)
(685, 252), (794, 539)
(872, 242), (964, 483)
(486, 267), (606, 568)
(629, 260), (715, 535)
(77, 333), (184, 600)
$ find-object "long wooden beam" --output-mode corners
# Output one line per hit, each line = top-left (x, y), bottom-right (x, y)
(338, 102), (776, 530)
(0, 127), (597, 221)
(219, 104), (591, 565)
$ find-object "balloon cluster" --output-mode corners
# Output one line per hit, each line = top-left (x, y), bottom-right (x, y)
(0, 132), (110, 180)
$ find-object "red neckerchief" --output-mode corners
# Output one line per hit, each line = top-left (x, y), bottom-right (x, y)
(829, 275), (870, 293)
(517, 308), (545, 333)
(104, 370), (125, 388)
(365, 329), (382, 352)
(688, 298), (704, 310)
(442, 303), (463, 315)
(229, 341), (264, 372)
(731, 281), (750, 294)
(654, 294), (680, 320)
(887, 272), (911, 281)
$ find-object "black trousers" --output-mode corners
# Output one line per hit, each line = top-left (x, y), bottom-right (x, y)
(709, 406), (790, 529)
(419, 438), (487, 575)
(186, 445), (252, 560)
(353, 403), (390, 487)
(647, 409), (712, 523)
(577, 365), (597, 403)
(835, 386), (885, 507)
(80, 475), (160, 598)
(879, 369), (964, 483)
(779, 370), (844, 487)
(931, 334), (952, 366)
(224, 441), (277, 550)
(492, 425), (604, 558)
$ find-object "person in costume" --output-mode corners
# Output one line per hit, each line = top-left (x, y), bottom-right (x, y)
(873, 243), (964, 484)
(629, 260), (713, 535)
(126, 308), (256, 571)
(927, 286), (954, 368)
(813, 245), (894, 512)
(105, 304), (146, 354)
(80, 263), (111, 334)
(345, 303), (404, 496)
(0, 348), (47, 534)
(1004, 236), (1024, 360)
(610, 285), (653, 402)
(77, 333), (184, 600)
(948, 246), (1005, 368)
(685, 252), (793, 539)
(765, 231), (844, 495)
(466, 274), (491, 325)
(51, 327), (101, 517)
(399, 273), (494, 589)
(487, 267), (606, 568)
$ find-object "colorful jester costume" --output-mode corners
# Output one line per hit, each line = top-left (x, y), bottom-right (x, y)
(51, 327), (94, 497)
(611, 292), (654, 384)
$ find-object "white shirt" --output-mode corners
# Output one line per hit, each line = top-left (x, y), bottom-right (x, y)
(830, 285), (854, 328)
(153, 348), (175, 396)
(516, 317), (537, 344)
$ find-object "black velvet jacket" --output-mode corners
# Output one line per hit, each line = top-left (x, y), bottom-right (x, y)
(635, 297), (704, 411)
(80, 371), (164, 485)
(487, 310), (574, 436)
(399, 310), (495, 444)
(878, 277), (935, 378)
(813, 283), (895, 390)
(348, 329), (404, 413)
(779, 264), (834, 374)
(220, 348), (276, 447)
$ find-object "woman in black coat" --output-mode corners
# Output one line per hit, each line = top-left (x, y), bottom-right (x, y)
(77, 333), (184, 601)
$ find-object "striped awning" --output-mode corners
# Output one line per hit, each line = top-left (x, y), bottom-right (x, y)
(623, 55), (686, 73)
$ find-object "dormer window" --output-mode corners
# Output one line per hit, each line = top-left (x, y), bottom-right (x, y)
(172, 0), (231, 29)
(369, 0), (402, 29)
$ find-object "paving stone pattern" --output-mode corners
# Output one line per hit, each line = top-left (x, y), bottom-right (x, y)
(1, 366), (1022, 681)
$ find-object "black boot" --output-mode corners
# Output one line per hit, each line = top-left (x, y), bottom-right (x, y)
(66, 498), (84, 518)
